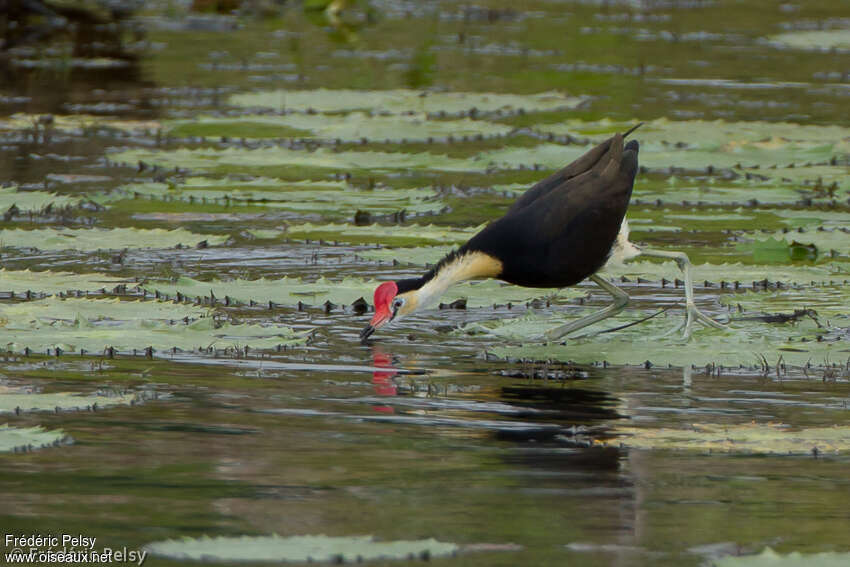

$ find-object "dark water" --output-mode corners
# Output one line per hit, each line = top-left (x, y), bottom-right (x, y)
(1, 1), (850, 565)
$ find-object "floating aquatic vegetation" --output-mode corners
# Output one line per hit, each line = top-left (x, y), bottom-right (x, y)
(145, 534), (459, 563)
(631, 179), (834, 206)
(357, 246), (848, 286)
(714, 547), (850, 567)
(0, 424), (67, 453)
(0, 114), (162, 136)
(603, 261), (848, 286)
(0, 297), (309, 352)
(766, 30), (850, 51)
(0, 228), (228, 251)
(0, 386), (138, 414)
(102, 178), (445, 216)
(109, 145), (487, 174)
(357, 245), (448, 265)
(774, 209), (850, 229)
(109, 117), (850, 182)
(228, 88), (586, 115)
(544, 118), (850, 150)
(139, 274), (583, 309)
(0, 269), (129, 295)
(279, 222), (482, 246)
(606, 423), (850, 455)
(0, 184), (82, 212)
(536, 118), (850, 171)
(720, 286), (850, 321)
(486, 140), (842, 172)
(168, 112), (513, 142)
(743, 231), (850, 258)
(485, 304), (848, 368)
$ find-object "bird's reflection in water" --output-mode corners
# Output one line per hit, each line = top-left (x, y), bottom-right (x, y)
(370, 346), (398, 413)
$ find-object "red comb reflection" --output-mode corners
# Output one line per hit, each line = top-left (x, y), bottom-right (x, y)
(371, 346), (398, 413)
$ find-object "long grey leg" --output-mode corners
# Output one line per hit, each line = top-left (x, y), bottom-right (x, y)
(634, 248), (726, 337)
(544, 274), (629, 341)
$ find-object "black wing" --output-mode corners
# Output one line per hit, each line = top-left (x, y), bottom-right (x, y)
(505, 124), (643, 218)
(464, 133), (639, 288)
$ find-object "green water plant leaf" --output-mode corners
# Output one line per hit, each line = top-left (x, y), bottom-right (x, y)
(357, 246), (848, 286)
(109, 145), (487, 175)
(0, 297), (309, 352)
(279, 222), (482, 246)
(228, 88), (586, 114)
(740, 231), (850, 259)
(103, 178), (445, 216)
(0, 424), (67, 452)
(145, 534), (458, 563)
(714, 547), (850, 567)
(0, 269), (130, 294)
(603, 261), (848, 285)
(356, 246), (448, 265)
(484, 302), (848, 368)
(0, 185), (82, 212)
(139, 275), (584, 309)
(0, 113), (162, 136)
(605, 423), (850, 455)
(0, 228), (228, 251)
(486, 140), (842, 172)
(0, 386), (138, 414)
(766, 30), (850, 51)
(544, 118), (850, 154)
(168, 112), (513, 142)
(720, 286), (850, 321)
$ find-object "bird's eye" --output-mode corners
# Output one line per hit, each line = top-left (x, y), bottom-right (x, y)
(392, 298), (404, 310)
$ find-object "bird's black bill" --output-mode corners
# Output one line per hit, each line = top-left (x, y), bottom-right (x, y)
(622, 122), (644, 138)
(360, 325), (376, 342)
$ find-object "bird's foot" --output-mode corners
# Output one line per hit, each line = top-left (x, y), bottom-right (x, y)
(664, 302), (727, 339)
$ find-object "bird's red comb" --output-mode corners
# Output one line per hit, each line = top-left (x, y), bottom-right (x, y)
(373, 281), (398, 308)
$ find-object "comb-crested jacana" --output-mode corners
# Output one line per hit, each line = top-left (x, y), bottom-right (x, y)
(361, 128), (725, 342)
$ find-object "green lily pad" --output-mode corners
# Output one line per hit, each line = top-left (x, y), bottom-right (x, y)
(0, 185), (82, 212)
(545, 118), (850, 153)
(605, 423), (850, 455)
(0, 269), (130, 294)
(357, 247), (848, 286)
(102, 179), (445, 216)
(140, 275), (584, 309)
(538, 118), (850, 172)
(0, 113), (162, 136)
(146, 534), (458, 563)
(486, 140), (841, 172)
(109, 145), (486, 175)
(279, 222), (482, 246)
(0, 228), (228, 251)
(607, 261), (850, 285)
(714, 548), (850, 567)
(0, 424), (67, 452)
(767, 30), (850, 51)
(357, 246), (448, 265)
(0, 297), (309, 352)
(167, 112), (512, 142)
(228, 88), (585, 114)
(720, 286), (850, 320)
(747, 231), (850, 257)
(0, 387), (138, 413)
(485, 302), (848, 368)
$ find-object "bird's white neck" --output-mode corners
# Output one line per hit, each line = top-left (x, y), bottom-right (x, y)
(412, 251), (503, 310)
